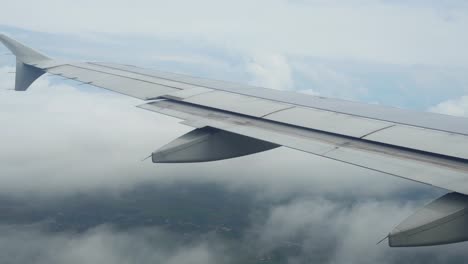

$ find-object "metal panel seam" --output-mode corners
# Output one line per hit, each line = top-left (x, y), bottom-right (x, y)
(360, 124), (396, 139)
(159, 89), (217, 101)
(56, 64), (184, 90)
(89, 63), (468, 136)
(260, 105), (296, 118)
(148, 100), (468, 168)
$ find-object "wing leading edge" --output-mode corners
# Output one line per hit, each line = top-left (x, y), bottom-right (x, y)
(2, 34), (468, 247)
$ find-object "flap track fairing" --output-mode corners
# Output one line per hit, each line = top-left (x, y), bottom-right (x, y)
(152, 126), (279, 163)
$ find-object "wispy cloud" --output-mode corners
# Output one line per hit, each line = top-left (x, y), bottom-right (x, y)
(0, 225), (228, 264)
(246, 53), (294, 90)
(2, 0), (468, 65)
(429, 95), (468, 116)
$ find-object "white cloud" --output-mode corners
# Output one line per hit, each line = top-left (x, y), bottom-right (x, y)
(246, 53), (294, 90)
(298, 89), (319, 96)
(292, 61), (365, 99)
(0, 67), (191, 195)
(0, 225), (227, 264)
(246, 197), (468, 264)
(429, 95), (468, 117)
(150, 53), (231, 69)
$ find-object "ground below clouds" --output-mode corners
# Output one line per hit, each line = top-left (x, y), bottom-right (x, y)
(1, 180), (468, 264)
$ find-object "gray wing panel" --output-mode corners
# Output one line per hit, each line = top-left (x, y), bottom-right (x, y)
(40, 60), (468, 160)
(45, 64), (180, 99)
(94, 62), (468, 136)
(179, 91), (292, 117)
(139, 100), (468, 195)
(263, 106), (393, 138)
(363, 125), (468, 160)
(5, 35), (468, 194)
(34, 60), (468, 160)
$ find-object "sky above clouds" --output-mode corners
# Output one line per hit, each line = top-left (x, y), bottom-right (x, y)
(1, 1), (468, 263)
(2, 0), (468, 66)
(3, 0), (468, 109)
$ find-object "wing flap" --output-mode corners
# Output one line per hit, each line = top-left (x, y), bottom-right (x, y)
(364, 125), (468, 160)
(140, 99), (468, 195)
(172, 90), (293, 117)
(264, 106), (394, 138)
(91, 63), (468, 136)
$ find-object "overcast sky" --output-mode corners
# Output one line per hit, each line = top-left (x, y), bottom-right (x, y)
(1, 1), (468, 263)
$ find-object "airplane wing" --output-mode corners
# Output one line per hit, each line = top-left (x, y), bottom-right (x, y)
(2, 34), (468, 247)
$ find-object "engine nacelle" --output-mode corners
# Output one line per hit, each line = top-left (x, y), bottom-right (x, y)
(389, 192), (468, 247)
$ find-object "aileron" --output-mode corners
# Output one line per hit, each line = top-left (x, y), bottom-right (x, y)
(364, 125), (468, 160)
(264, 106), (393, 138)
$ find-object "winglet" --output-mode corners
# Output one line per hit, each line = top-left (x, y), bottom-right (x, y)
(0, 34), (50, 91)
(0, 34), (50, 63)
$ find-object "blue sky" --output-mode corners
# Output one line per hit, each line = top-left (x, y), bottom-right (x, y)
(1, 1), (468, 113)
(2, 25), (467, 112)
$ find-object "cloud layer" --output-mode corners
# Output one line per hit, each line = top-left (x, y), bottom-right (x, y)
(429, 95), (468, 117)
(2, 1), (468, 66)
(0, 184), (467, 264)
(1, 58), (463, 263)
(0, 225), (228, 264)
(0, 66), (435, 199)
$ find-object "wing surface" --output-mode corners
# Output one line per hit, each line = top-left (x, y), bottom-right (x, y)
(2, 34), (468, 196)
